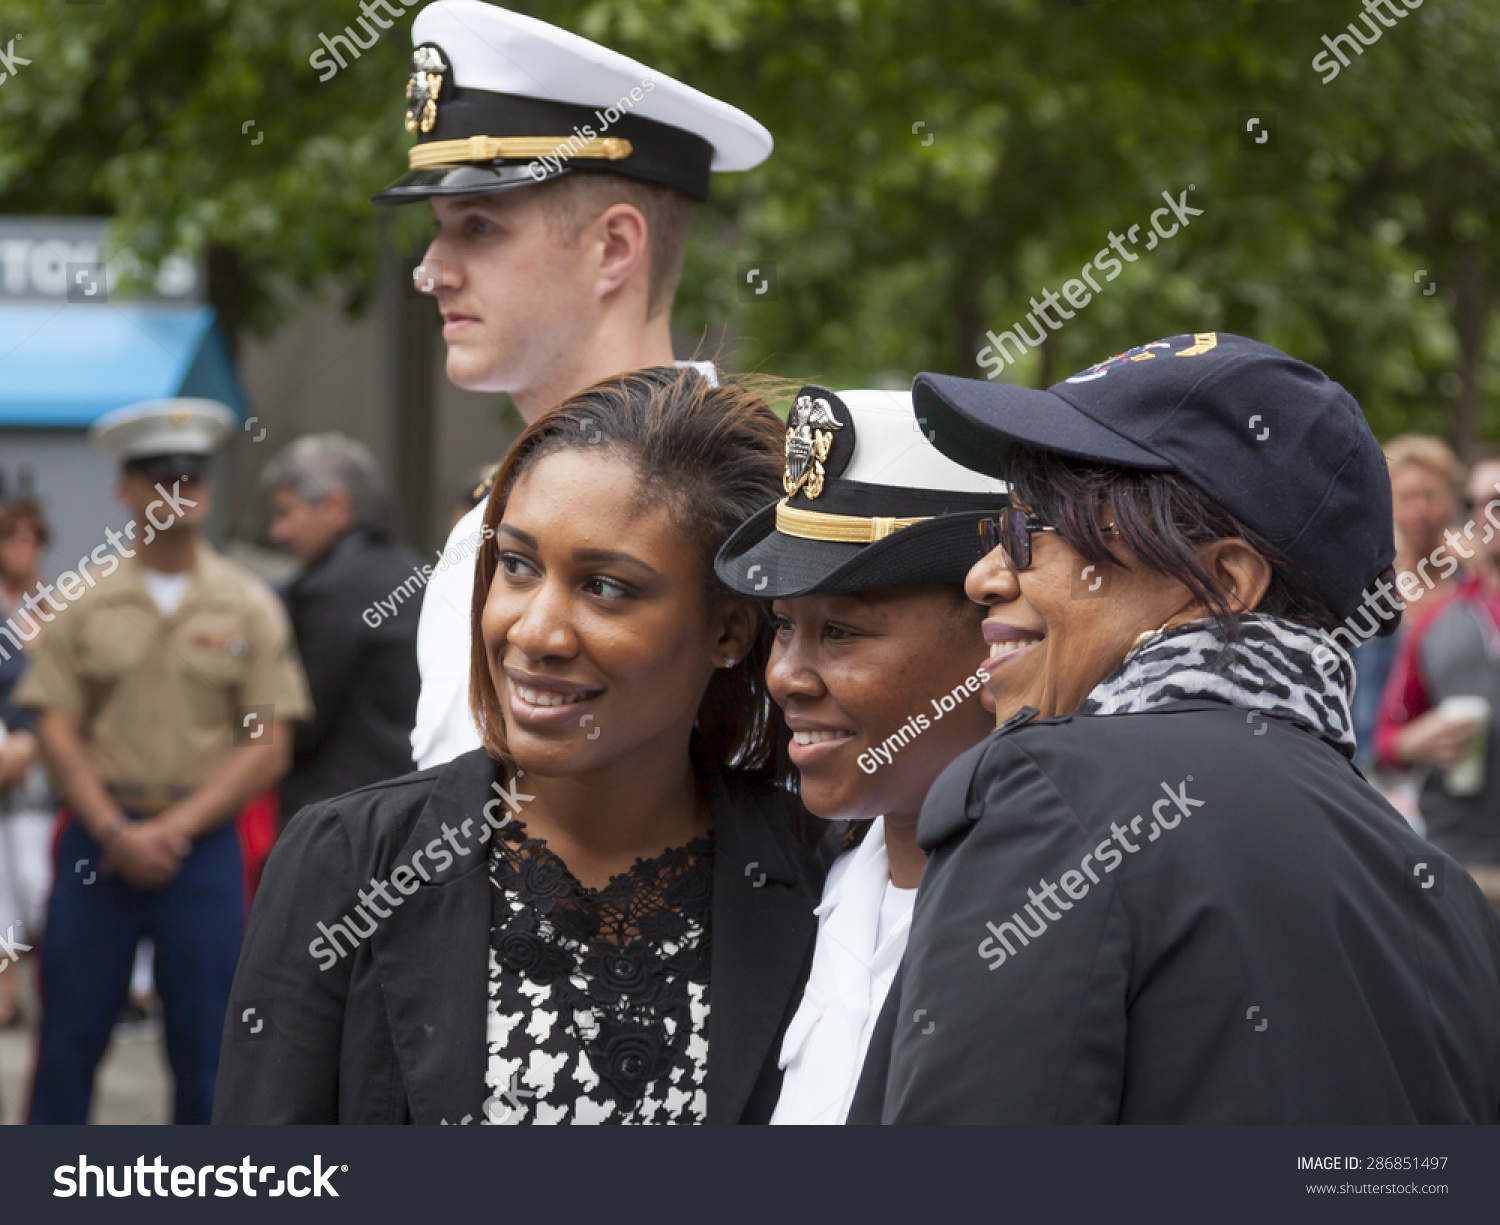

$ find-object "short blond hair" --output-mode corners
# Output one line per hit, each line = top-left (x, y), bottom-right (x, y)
(538, 172), (696, 319)
(1384, 434), (1464, 493)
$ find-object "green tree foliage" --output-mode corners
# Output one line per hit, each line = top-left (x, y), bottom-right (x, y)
(2, 0), (1496, 444)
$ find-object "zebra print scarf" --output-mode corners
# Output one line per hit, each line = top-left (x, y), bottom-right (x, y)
(1077, 614), (1357, 758)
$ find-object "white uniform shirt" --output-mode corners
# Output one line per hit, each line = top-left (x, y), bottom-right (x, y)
(769, 817), (916, 1125)
(410, 361), (719, 770)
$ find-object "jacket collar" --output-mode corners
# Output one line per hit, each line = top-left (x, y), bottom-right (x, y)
(372, 750), (819, 1125)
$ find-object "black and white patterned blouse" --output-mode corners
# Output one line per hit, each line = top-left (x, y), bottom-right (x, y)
(483, 816), (714, 1124)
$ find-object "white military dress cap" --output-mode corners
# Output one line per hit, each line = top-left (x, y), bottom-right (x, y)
(716, 386), (1008, 599)
(373, 0), (773, 204)
(89, 398), (235, 463)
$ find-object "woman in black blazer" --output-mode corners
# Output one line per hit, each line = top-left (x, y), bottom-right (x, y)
(855, 334), (1500, 1123)
(214, 368), (836, 1125)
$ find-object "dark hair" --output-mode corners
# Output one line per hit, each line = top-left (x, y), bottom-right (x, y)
(1001, 446), (1345, 636)
(469, 366), (792, 781)
(0, 497), (51, 549)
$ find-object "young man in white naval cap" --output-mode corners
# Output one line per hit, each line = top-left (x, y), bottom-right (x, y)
(371, 0), (772, 768)
(714, 387), (1005, 1124)
(15, 399), (311, 1124)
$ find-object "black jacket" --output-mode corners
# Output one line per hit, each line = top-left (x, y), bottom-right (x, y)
(280, 527), (424, 820)
(214, 748), (834, 1124)
(853, 700), (1500, 1124)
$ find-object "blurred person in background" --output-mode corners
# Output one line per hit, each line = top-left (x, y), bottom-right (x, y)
(0, 497), (57, 1028)
(16, 399), (310, 1124)
(263, 434), (424, 825)
(1375, 450), (1500, 911)
(1350, 435), (1464, 770)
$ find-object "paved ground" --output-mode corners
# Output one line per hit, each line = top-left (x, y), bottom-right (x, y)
(0, 957), (170, 1125)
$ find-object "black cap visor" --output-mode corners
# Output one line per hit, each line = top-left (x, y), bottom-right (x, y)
(716, 487), (1004, 600)
(914, 373), (1173, 477)
(124, 453), (209, 482)
(372, 160), (573, 205)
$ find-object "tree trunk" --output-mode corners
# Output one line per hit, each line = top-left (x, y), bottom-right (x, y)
(1450, 242), (1488, 460)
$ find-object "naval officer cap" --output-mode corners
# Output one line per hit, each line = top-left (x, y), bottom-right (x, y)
(716, 387), (1008, 600)
(372, 0), (772, 205)
(90, 398), (234, 481)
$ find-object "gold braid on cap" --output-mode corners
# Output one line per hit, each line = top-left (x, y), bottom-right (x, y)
(408, 136), (633, 169)
(775, 500), (930, 544)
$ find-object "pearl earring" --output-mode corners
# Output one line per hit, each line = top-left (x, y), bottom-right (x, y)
(723, 656), (737, 668)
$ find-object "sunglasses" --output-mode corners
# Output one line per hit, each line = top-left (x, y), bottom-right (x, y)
(977, 507), (1058, 571)
(978, 508), (1120, 571)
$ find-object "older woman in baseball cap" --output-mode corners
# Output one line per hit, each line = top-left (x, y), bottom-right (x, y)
(856, 333), (1500, 1124)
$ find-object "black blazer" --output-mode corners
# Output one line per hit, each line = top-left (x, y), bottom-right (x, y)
(214, 748), (834, 1124)
(853, 700), (1500, 1124)
(280, 527), (424, 820)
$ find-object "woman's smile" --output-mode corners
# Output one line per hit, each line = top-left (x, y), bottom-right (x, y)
(785, 717), (857, 768)
(504, 665), (606, 728)
(983, 618), (1044, 665)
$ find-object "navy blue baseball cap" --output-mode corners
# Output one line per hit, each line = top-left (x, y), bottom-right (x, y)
(912, 332), (1395, 625)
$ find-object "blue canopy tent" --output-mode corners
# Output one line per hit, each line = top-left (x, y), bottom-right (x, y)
(0, 303), (244, 426)
(0, 303), (245, 578)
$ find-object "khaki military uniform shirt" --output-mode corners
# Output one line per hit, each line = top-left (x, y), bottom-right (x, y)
(14, 547), (312, 810)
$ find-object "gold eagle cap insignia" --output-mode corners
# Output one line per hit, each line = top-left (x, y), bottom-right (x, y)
(405, 45), (449, 135)
(783, 394), (844, 499)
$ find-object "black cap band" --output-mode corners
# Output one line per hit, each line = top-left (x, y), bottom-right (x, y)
(374, 86), (714, 205)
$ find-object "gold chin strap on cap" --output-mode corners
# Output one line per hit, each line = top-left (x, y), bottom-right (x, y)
(775, 499), (930, 544)
(408, 136), (633, 170)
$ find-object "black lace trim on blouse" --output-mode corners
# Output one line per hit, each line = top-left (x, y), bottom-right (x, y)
(487, 815), (714, 1111)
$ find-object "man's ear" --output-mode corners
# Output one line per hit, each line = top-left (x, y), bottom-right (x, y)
(592, 201), (650, 301)
(324, 487), (354, 533)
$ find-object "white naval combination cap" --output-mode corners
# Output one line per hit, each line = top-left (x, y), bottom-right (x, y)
(714, 387), (1009, 600)
(373, 0), (773, 205)
(90, 398), (235, 471)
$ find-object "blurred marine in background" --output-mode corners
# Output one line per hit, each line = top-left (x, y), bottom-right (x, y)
(263, 433), (423, 824)
(15, 399), (311, 1124)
